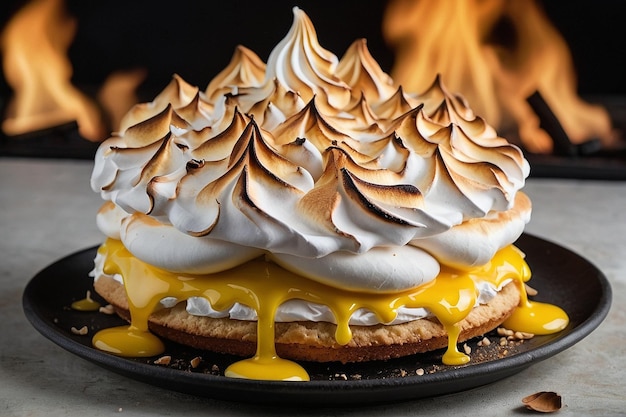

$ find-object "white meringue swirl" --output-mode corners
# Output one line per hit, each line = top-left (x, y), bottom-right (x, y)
(91, 7), (530, 292)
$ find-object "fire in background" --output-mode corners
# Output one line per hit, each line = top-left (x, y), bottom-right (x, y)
(0, 0), (145, 141)
(0, 0), (622, 153)
(383, 0), (618, 154)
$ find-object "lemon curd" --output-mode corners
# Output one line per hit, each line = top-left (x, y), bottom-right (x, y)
(92, 238), (569, 381)
(71, 290), (101, 311)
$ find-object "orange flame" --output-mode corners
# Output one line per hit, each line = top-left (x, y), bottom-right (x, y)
(383, 0), (615, 153)
(0, 0), (106, 140)
(1, 0), (145, 141)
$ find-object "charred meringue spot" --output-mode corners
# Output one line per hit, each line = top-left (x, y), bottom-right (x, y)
(185, 159), (204, 172)
(341, 171), (423, 226)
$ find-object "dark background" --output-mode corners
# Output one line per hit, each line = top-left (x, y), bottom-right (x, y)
(1, 0), (625, 102)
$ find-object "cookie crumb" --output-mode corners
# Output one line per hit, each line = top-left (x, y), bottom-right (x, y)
(477, 337), (491, 347)
(154, 355), (172, 366)
(70, 325), (88, 335)
(513, 331), (534, 340)
(497, 327), (514, 337)
(190, 356), (202, 369)
(99, 304), (115, 315)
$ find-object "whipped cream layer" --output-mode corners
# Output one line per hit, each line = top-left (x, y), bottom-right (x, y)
(91, 7), (531, 293)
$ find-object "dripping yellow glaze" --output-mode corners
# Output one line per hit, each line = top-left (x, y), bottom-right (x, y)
(71, 290), (101, 311)
(92, 239), (569, 380)
(503, 285), (569, 335)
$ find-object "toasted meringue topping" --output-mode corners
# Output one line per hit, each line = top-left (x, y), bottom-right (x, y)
(205, 45), (266, 103)
(264, 7), (351, 111)
(336, 38), (397, 106)
(91, 7), (530, 292)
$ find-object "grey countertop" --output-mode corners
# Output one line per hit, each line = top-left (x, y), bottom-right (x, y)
(1, 157), (624, 416)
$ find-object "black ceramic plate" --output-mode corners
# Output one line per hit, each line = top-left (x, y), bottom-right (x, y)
(22, 234), (611, 406)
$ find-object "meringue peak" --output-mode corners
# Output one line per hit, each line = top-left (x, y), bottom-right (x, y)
(91, 8), (531, 290)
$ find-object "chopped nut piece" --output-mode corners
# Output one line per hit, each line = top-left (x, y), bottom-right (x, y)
(211, 364), (220, 373)
(70, 326), (88, 335)
(463, 343), (471, 354)
(477, 337), (491, 347)
(514, 331), (535, 340)
(525, 283), (539, 297)
(99, 304), (115, 315)
(416, 368), (425, 376)
(154, 355), (172, 366)
(190, 356), (202, 368)
(497, 327), (514, 337)
(522, 391), (562, 413)
(400, 369), (407, 377)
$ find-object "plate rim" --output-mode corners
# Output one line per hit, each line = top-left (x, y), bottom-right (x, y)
(22, 233), (612, 405)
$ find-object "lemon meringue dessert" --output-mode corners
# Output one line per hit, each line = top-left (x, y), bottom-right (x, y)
(89, 7), (568, 381)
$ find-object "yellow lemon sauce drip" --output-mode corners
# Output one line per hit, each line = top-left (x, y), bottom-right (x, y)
(92, 239), (569, 380)
(71, 290), (101, 311)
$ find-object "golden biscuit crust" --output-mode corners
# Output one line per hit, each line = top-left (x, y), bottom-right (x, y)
(94, 274), (520, 363)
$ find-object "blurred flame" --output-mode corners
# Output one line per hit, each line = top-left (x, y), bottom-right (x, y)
(383, 0), (615, 153)
(1, 0), (144, 141)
